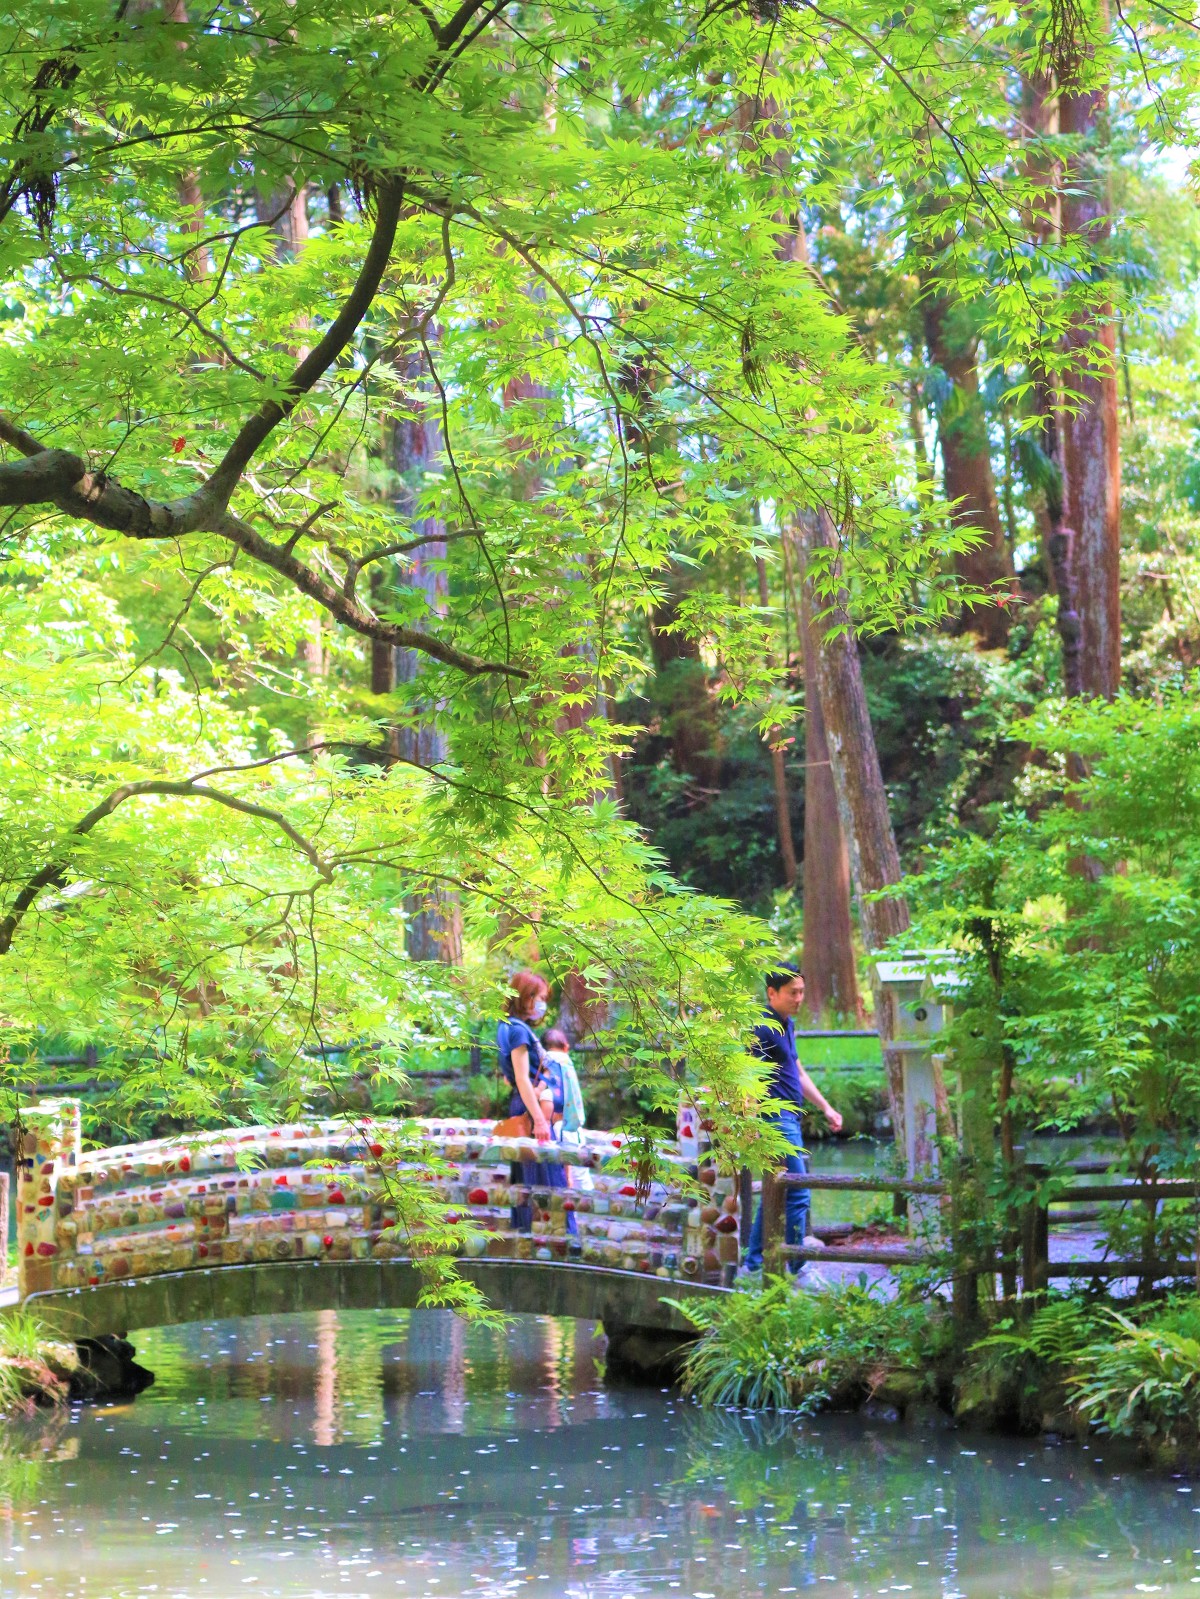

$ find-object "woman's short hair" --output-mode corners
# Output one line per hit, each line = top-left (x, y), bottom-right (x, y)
(542, 1027), (570, 1052)
(505, 968), (550, 1018)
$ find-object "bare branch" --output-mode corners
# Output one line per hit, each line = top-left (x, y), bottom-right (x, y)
(58, 271), (266, 380)
(0, 421), (523, 676)
(0, 777), (334, 956)
(113, 556), (234, 684)
(355, 525), (478, 570)
(214, 510), (521, 676)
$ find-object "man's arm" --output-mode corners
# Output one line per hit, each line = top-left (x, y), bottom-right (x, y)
(797, 1065), (843, 1133)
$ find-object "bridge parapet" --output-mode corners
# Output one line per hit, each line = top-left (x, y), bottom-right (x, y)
(19, 1103), (744, 1301)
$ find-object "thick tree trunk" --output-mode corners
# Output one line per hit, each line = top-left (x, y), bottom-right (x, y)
(755, 556), (798, 889)
(798, 567), (860, 1022)
(252, 180), (324, 692)
(1059, 55), (1121, 701)
(1019, 69), (1084, 699)
(1019, 10), (1120, 703)
(793, 509), (910, 1141)
(920, 281), (1014, 647)
(390, 344), (463, 965)
(647, 594), (722, 792)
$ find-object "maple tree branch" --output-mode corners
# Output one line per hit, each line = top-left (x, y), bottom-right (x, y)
(214, 511), (519, 674)
(0, 428), (521, 675)
(58, 271), (267, 379)
(204, 179), (408, 502)
(0, 777), (334, 956)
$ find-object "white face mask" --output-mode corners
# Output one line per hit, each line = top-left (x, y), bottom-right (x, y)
(530, 998), (548, 1022)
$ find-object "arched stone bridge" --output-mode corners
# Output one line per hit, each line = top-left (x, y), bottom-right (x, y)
(15, 1100), (735, 1348)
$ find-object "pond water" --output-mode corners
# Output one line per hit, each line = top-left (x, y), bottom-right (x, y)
(1, 1310), (1196, 1598)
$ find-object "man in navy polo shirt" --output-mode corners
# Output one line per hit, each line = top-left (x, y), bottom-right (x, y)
(743, 963), (843, 1280)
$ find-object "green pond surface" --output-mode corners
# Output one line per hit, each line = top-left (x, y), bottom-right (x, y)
(0, 1309), (1196, 1598)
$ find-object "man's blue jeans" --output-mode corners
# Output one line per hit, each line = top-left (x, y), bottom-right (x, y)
(744, 1109), (810, 1274)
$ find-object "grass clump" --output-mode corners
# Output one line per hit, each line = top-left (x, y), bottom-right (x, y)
(0, 1310), (77, 1415)
(674, 1279), (947, 1414)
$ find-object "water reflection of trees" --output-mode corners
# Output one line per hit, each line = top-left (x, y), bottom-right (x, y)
(675, 1405), (1195, 1592)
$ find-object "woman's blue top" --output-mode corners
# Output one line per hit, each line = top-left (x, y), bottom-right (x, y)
(497, 1016), (544, 1089)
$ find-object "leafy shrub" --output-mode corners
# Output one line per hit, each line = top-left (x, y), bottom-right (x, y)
(973, 1296), (1106, 1371)
(965, 1295), (1200, 1459)
(675, 1279), (945, 1413)
(1141, 1294), (1200, 1343)
(1071, 1311), (1200, 1461)
(426, 1075), (507, 1121)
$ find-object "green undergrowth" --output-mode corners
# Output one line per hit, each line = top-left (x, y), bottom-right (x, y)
(680, 1281), (1200, 1469)
(0, 1310), (77, 1415)
(674, 1279), (951, 1413)
(965, 1294), (1200, 1466)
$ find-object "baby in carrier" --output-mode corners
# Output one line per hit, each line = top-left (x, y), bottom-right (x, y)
(537, 1028), (591, 1189)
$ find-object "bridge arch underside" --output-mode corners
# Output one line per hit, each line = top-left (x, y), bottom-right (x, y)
(22, 1258), (724, 1345)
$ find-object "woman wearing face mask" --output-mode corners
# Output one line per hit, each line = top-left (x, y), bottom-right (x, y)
(497, 969), (576, 1236)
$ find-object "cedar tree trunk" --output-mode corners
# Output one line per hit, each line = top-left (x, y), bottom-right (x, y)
(920, 280), (1014, 648)
(798, 566), (860, 1021)
(756, 555), (798, 889)
(1059, 43), (1121, 700)
(392, 341), (463, 965)
(794, 509), (910, 1143)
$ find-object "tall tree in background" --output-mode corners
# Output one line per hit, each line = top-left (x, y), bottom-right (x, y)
(256, 178), (325, 687)
(1019, 52), (1083, 696)
(391, 343), (463, 965)
(1058, 1), (1122, 700)
(795, 509), (911, 1136)
(919, 258), (1014, 648)
(756, 554), (798, 889)
(1018, 0), (1121, 701)
(797, 566), (860, 1020)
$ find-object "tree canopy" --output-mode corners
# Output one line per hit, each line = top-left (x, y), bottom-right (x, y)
(1, 0), (1197, 1175)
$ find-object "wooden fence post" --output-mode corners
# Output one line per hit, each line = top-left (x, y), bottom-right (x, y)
(738, 1168), (753, 1252)
(1020, 1193), (1049, 1300)
(949, 1163), (979, 1334)
(762, 1169), (784, 1278)
(1140, 1181), (1159, 1302)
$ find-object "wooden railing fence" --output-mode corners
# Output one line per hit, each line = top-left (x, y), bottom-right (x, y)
(760, 1161), (1200, 1306)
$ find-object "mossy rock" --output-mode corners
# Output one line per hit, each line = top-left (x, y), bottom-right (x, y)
(953, 1359), (1033, 1433)
(870, 1368), (926, 1415)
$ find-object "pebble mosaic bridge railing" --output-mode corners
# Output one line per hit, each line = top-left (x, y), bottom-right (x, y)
(17, 1100), (744, 1300)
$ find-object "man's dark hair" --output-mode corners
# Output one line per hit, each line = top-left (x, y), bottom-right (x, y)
(765, 963), (801, 994)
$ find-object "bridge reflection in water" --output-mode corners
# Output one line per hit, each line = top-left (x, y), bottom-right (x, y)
(15, 1100), (734, 1340)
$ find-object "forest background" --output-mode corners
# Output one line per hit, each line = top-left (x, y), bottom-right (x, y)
(0, 0), (1198, 1209)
